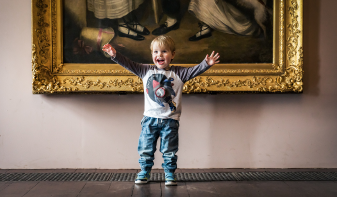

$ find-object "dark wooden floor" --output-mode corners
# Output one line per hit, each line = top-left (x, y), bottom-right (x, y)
(1, 169), (337, 197)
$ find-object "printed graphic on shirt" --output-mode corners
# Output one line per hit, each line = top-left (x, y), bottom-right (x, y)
(146, 74), (177, 112)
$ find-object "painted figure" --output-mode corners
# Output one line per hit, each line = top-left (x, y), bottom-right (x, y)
(188, 0), (273, 41)
(87, 0), (150, 40)
(152, 0), (181, 35)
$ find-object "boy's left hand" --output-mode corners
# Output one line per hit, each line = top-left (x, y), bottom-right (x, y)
(205, 51), (220, 66)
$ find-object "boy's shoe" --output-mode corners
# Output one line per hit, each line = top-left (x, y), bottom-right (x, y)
(165, 172), (177, 186)
(135, 171), (151, 184)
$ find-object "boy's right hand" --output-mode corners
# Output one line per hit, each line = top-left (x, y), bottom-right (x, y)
(102, 44), (116, 58)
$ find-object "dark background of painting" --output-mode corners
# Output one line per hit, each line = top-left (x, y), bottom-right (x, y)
(63, 0), (273, 64)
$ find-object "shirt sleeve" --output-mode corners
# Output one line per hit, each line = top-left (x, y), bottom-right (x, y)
(174, 59), (211, 83)
(111, 52), (151, 79)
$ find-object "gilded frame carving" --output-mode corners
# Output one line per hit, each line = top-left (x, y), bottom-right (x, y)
(32, 0), (303, 94)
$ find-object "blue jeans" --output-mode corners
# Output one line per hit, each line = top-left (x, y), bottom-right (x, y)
(138, 116), (179, 173)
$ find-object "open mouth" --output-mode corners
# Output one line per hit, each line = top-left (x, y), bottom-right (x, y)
(157, 59), (165, 64)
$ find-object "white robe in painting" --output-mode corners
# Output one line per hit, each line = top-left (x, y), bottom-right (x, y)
(87, 0), (144, 19)
(188, 0), (269, 36)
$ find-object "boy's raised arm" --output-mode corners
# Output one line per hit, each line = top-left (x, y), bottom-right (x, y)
(102, 44), (149, 78)
(176, 51), (220, 83)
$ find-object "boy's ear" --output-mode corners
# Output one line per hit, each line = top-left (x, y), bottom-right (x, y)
(171, 51), (175, 63)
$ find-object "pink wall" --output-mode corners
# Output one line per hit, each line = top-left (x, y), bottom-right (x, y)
(0, 0), (336, 169)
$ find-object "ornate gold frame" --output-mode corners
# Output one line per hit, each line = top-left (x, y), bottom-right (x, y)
(32, 0), (303, 94)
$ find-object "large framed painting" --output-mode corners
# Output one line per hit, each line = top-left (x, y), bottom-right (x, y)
(32, 0), (303, 93)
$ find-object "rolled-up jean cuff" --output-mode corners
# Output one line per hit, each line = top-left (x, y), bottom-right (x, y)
(142, 167), (152, 172)
(164, 170), (175, 173)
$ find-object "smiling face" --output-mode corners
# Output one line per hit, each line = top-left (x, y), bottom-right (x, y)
(152, 42), (175, 70)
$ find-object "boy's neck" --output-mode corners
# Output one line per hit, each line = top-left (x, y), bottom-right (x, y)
(156, 64), (171, 71)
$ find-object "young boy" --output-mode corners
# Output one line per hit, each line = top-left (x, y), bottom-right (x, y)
(103, 36), (219, 186)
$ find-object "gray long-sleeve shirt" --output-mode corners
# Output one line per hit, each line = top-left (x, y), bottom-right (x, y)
(112, 52), (211, 120)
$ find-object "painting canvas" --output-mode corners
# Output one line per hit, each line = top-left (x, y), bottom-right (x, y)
(63, 0), (274, 65)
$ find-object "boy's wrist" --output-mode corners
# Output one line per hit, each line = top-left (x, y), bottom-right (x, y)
(203, 59), (211, 67)
(111, 52), (117, 59)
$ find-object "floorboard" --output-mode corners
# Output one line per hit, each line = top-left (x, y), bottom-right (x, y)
(132, 182), (162, 197)
(0, 182), (38, 197)
(284, 181), (337, 197)
(0, 182), (11, 192)
(23, 181), (85, 197)
(162, 182), (189, 197)
(186, 181), (220, 197)
(77, 182), (111, 197)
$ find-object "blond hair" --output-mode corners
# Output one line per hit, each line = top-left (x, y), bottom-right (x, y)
(150, 35), (176, 52)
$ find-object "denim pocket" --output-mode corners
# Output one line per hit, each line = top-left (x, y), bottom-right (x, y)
(168, 119), (179, 131)
(140, 116), (149, 125)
